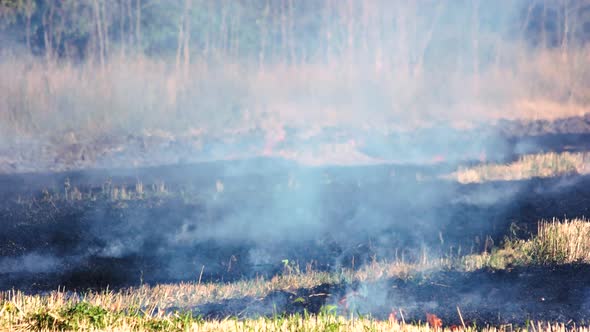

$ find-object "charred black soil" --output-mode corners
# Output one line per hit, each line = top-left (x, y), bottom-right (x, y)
(187, 264), (590, 325)
(4, 113), (590, 174)
(1, 160), (590, 289)
(2, 117), (590, 324)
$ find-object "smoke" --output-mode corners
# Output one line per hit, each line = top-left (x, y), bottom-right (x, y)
(1, 0), (587, 158)
(0, 253), (62, 274)
(1, 1), (590, 325)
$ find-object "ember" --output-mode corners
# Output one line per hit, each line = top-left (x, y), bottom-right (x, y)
(427, 313), (443, 329)
(1, 1), (590, 330)
(388, 311), (398, 325)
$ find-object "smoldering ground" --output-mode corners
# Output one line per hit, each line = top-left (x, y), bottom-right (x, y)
(1, 0), (590, 325)
(184, 264), (590, 325)
(2, 122), (590, 324)
(1, 153), (590, 278)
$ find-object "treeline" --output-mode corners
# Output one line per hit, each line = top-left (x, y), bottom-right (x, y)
(1, 0), (589, 68)
(0, 0), (589, 141)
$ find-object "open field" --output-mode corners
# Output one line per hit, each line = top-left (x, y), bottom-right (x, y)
(3, 298), (588, 332)
(3, 1), (590, 330)
(4, 218), (590, 331)
(3, 123), (590, 330)
(1, 47), (589, 139)
(2, 116), (590, 330)
(454, 152), (590, 183)
(3, 152), (590, 329)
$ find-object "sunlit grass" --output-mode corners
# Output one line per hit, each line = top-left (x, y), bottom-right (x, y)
(454, 152), (590, 183)
(462, 218), (590, 269)
(3, 218), (590, 330)
(1, 45), (590, 139)
(0, 296), (586, 331)
(0, 260), (441, 319)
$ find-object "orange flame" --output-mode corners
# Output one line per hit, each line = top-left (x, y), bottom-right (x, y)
(337, 291), (365, 309)
(426, 313), (443, 329)
(388, 311), (398, 325)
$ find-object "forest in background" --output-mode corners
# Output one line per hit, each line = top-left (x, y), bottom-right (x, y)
(0, 0), (589, 139)
(1, 1), (589, 65)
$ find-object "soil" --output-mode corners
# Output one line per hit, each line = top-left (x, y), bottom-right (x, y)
(2, 113), (590, 174)
(190, 264), (590, 325)
(2, 115), (590, 324)
(1, 162), (590, 289)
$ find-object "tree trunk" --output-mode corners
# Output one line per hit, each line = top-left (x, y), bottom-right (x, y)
(42, 2), (56, 64)
(135, 0), (141, 53)
(176, 2), (186, 72)
(288, 0), (295, 66)
(561, 0), (569, 62)
(26, 16), (31, 54)
(280, 0), (287, 64)
(346, 0), (355, 71)
(183, 0), (192, 75)
(472, 0), (479, 94)
(127, 0), (134, 49)
(119, 0), (126, 57)
(258, 0), (269, 72)
(542, 1), (548, 48)
(323, 0), (333, 65)
(220, 1), (227, 57)
(102, 0), (110, 58)
(24, 0), (34, 54)
(93, 0), (105, 70)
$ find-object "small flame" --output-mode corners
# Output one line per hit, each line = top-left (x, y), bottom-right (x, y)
(432, 154), (446, 163)
(338, 291), (366, 309)
(426, 313), (443, 329)
(388, 311), (398, 325)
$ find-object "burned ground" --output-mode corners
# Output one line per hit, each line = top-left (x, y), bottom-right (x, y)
(190, 264), (590, 325)
(1, 160), (590, 288)
(2, 117), (590, 325)
(4, 114), (590, 174)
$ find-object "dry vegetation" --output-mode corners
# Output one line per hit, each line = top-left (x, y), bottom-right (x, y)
(2, 218), (589, 331)
(0, 289), (586, 331)
(1, 46), (589, 140)
(2, 2), (590, 330)
(454, 152), (590, 183)
(2, 1), (590, 172)
(2, 1), (588, 140)
(524, 219), (590, 263)
(462, 218), (590, 270)
(3, 298), (586, 332)
(0, 260), (441, 322)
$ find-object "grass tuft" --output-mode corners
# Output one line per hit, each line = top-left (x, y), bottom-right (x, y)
(462, 218), (590, 269)
(454, 152), (590, 183)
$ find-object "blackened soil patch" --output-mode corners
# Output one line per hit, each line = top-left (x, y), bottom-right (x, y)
(191, 264), (590, 326)
(1, 160), (590, 292)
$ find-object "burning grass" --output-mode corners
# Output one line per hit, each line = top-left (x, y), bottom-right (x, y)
(0, 294), (587, 331)
(0, 260), (440, 317)
(1, 219), (590, 330)
(0, 260), (450, 331)
(454, 152), (590, 184)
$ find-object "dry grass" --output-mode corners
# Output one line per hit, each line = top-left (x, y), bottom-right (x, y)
(0, 260), (441, 318)
(0, 291), (586, 332)
(454, 152), (590, 183)
(462, 218), (590, 269)
(1, 46), (589, 142)
(0, 260), (448, 331)
(519, 218), (590, 264)
(1, 220), (590, 330)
